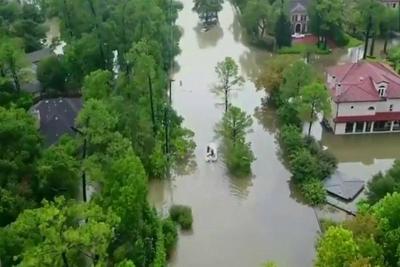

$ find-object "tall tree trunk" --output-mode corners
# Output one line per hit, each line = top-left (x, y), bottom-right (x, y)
(62, 0), (74, 38)
(383, 31), (389, 54)
(308, 121), (313, 136)
(363, 15), (372, 60)
(308, 101), (315, 136)
(224, 87), (228, 113)
(62, 252), (70, 267)
(148, 76), (156, 135)
(369, 32), (375, 57)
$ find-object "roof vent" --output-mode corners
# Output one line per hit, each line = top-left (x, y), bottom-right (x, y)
(55, 116), (59, 121)
(359, 76), (364, 81)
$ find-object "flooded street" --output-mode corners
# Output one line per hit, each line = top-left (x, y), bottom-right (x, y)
(149, 2), (319, 267)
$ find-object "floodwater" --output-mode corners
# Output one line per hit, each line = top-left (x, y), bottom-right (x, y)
(149, 2), (319, 267)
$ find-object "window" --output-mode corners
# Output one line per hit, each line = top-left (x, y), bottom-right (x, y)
(365, 121), (372, 132)
(378, 88), (385, 97)
(390, 104), (393, 111)
(355, 122), (364, 132)
(350, 106), (354, 109)
(368, 106), (375, 111)
(345, 122), (354, 133)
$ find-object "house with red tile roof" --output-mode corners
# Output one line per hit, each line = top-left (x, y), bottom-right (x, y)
(326, 61), (400, 134)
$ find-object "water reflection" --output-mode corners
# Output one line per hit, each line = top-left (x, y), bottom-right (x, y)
(253, 106), (278, 134)
(321, 131), (400, 165)
(194, 24), (224, 49)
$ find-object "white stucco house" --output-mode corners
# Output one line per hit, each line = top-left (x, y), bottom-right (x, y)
(290, 0), (309, 34)
(326, 61), (400, 135)
(381, 0), (399, 8)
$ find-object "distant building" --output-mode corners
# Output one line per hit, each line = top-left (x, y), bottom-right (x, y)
(326, 61), (400, 135)
(30, 97), (82, 145)
(381, 0), (399, 8)
(22, 48), (54, 94)
(289, 0), (310, 34)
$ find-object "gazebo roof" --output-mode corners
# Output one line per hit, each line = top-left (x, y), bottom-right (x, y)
(324, 171), (365, 201)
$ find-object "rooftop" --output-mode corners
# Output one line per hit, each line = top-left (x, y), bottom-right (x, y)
(26, 48), (53, 64)
(30, 97), (82, 146)
(324, 171), (365, 201)
(289, 0), (310, 13)
(327, 61), (400, 103)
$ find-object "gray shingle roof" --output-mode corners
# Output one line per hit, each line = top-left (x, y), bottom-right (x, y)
(26, 48), (53, 64)
(30, 97), (82, 146)
(324, 171), (365, 201)
(289, 0), (310, 13)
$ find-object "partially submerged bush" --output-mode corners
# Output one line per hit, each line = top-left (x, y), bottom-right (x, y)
(162, 218), (178, 256)
(169, 205), (193, 230)
(301, 179), (327, 205)
(224, 140), (255, 177)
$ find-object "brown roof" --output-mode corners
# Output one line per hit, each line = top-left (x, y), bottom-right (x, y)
(327, 62), (400, 103)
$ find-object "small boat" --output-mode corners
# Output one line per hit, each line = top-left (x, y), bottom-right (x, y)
(205, 143), (218, 162)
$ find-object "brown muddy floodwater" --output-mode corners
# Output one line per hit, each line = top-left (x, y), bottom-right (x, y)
(149, 2), (319, 267)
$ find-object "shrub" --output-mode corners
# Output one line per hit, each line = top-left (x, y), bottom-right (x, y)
(290, 148), (320, 183)
(224, 140), (255, 177)
(162, 218), (178, 256)
(277, 103), (301, 126)
(278, 43), (331, 55)
(279, 124), (304, 155)
(301, 179), (327, 205)
(169, 205), (193, 230)
(37, 55), (67, 93)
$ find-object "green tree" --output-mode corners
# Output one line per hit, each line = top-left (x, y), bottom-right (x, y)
(367, 160), (400, 204)
(6, 197), (119, 267)
(309, 0), (346, 48)
(82, 69), (113, 100)
(280, 61), (314, 100)
(296, 82), (331, 136)
(388, 45), (400, 73)
(373, 192), (400, 266)
(193, 0), (224, 24)
(241, 0), (274, 41)
(0, 38), (31, 93)
(315, 226), (359, 267)
(274, 8), (292, 48)
(37, 55), (67, 93)
(215, 57), (243, 112)
(35, 137), (80, 201)
(217, 106), (255, 176)
(289, 148), (320, 183)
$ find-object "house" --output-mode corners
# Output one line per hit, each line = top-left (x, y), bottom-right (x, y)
(326, 61), (400, 135)
(381, 0), (399, 8)
(289, 0), (310, 34)
(30, 97), (82, 146)
(22, 48), (54, 94)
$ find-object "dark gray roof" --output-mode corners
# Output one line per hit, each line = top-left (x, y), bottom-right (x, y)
(289, 0), (310, 13)
(21, 79), (42, 94)
(30, 97), (82, 146)
(324, 171), (365, 201)
(26, 48), (53, 64)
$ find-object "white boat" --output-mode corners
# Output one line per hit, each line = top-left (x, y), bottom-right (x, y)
(205, 143), (218, 162)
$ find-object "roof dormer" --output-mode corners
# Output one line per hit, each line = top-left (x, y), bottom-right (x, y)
(376, 82), (388, 98)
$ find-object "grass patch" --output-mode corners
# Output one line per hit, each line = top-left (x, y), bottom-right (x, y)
(278, 43), (331, 55)
(345, 34), (363, 48)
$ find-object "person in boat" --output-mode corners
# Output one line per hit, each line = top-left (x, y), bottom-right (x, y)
(207, 145), (210, 154)
(210, 148), (215, 158)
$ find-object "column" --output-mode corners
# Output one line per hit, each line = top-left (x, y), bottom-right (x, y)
(362, 121), (366, 133)
(390, 121), (394, 131)
(371, 121), (375, 133)
(352, 122), (356, 133)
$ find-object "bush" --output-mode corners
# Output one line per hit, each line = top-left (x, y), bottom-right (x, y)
(290, 148), (320, 183)
(277, 103), (301, 126)
(224, 140), (255, 177)
(162, 218), (178, 256)
(169, 205), (193, 230)
(301, 179), (327, 205)
(279, 124), (304, 155)
(37, 55), (67, 93)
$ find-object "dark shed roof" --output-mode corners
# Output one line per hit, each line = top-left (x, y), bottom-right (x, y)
(324, 171), (365, 201)
(30, 97), (82, 146)
(26, 48), (53, 64)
